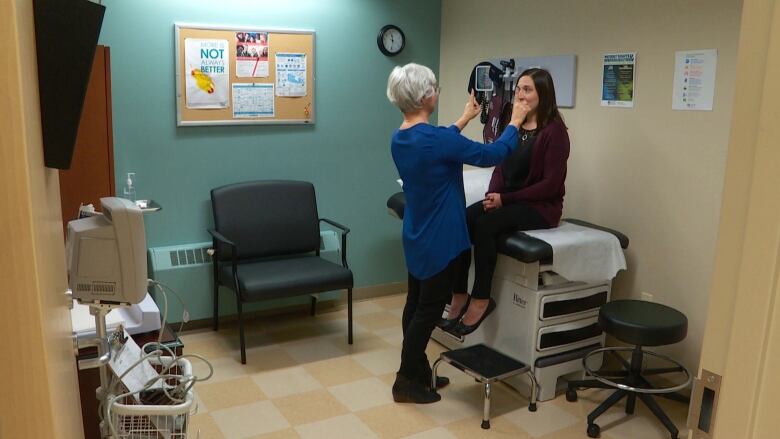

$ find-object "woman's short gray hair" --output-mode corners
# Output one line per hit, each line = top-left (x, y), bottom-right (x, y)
(386, 63), (438, 113)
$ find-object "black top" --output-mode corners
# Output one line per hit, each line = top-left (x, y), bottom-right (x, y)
(501, 127), (537, 191)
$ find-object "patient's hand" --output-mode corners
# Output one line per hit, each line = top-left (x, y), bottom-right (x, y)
(483, 193), (503, 211)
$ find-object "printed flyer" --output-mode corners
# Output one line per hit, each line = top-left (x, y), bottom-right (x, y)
(185, 38), (230, 109)
(601, 52), (636, 108)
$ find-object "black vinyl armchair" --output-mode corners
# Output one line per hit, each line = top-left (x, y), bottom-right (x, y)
(209, 180), (353, 364)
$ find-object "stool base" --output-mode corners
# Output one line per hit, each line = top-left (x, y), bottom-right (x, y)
(567, 346), (688, 439)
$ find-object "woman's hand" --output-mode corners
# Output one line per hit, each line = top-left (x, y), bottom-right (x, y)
(462, 90), (481, 121)
(509, 87), (531, 128)
(483, 193), (503, 211)
(454, 91), (481, 130)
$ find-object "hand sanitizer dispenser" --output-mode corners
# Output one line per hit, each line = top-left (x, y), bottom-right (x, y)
(123, 172), (136, 202)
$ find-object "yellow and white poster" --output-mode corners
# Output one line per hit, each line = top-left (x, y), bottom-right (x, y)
(184, 38), (229, 108)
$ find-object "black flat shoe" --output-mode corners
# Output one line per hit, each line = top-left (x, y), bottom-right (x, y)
(417, 366), (450, 390)
(392, 373), (442, 404)
(452, 298), (496, 337)
(436, 295), (471, 331)
(427, 375), (450, 390)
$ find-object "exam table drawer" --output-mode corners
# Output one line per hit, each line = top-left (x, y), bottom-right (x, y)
(537, 319), (603, 351)
(539, 287), (608, 321)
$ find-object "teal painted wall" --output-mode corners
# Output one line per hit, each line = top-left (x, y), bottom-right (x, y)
(99, 0), (441, 288)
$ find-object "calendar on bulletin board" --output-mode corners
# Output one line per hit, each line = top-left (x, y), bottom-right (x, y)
(174, 23), (315, 126)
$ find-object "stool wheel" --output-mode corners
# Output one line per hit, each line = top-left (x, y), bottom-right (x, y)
(587, 423), (600, 438)
(481, 420), (490, 429)
(566, 389), (578, 402)
(528, 403), (537, 412)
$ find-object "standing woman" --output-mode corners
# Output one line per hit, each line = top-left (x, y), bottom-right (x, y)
(442, 68), (570, 337)
(387, 63), (530, 403)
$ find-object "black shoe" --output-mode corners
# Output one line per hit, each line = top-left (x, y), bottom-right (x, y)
(436, 295), (470, 331)
(392, 374), (442, 404)
(452, 298), (496, 337)
(427, 375), (450, 390)
(418, 366), (450, 390)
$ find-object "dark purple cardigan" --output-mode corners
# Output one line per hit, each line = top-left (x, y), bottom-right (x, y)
(487, 119), (570, 227)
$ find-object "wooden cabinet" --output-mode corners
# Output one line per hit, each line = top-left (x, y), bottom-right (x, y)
(59, 45), (115, 234)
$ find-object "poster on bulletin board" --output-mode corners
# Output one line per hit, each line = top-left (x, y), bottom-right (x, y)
(174, 23), (315, 126)
(184, 38), (230, 109)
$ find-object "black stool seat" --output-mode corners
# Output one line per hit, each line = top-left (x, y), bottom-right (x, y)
(600, 300), (687, 346)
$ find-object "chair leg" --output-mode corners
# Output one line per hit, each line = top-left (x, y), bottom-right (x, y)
(568, 379), (618, 391)
(310, 295), (317, 316)
(587, 389), (627, 425)
(213, 283), (219, 331)
(347, 288), (353, 345)
(237, 299), (246, 364)
(638, 393), (679, 439)
(625, 392), (637, 414)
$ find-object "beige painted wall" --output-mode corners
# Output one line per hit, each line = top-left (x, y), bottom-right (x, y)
(438, 0), (742, 372)
(0, 0), (84, 437)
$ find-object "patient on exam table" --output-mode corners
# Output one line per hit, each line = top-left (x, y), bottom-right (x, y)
(440, 68), (570, 337)
(387, 63), (530, 404)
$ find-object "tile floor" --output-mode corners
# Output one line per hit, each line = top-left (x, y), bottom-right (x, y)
(181, 294), (690, 438)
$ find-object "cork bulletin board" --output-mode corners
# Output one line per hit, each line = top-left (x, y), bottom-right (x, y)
(174, 23), (315, 126)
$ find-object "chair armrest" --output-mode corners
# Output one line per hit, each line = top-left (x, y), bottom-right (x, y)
(319, 218), (350, 269)
(207, 229), (239, 277)
(207, 228), (236, 248)
(319, 218), (350, 234)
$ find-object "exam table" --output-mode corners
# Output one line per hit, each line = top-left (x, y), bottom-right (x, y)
(387, 191), (629, 401)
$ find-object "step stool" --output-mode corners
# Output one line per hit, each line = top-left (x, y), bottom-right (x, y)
(432, 344), (539, 429)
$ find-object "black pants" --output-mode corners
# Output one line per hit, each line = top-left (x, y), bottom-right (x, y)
(399, 250), (470, 380)
(454, 202), (548, 299)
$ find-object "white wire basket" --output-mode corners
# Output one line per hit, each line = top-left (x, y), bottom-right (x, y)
(109, 356), (195, 439)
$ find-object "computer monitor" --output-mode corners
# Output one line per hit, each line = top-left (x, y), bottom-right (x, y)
(67, 197), (148, 305)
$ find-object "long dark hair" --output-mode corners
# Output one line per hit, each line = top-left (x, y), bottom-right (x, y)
(519, 68), (566, 129)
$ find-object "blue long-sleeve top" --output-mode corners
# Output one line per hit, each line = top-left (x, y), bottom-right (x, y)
(391, 123), (518, 279)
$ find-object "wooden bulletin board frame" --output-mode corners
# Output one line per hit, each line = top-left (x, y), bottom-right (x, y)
(174, 23), (315, 126)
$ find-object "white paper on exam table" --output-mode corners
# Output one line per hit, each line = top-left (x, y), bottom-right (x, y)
(524, 221), (627, 282)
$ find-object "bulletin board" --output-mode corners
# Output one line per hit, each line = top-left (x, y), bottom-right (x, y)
(174, 23), (315, 126)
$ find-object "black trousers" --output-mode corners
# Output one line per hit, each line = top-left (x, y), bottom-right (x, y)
(399, 250), (470, 380)
(455, 202), (548, 299)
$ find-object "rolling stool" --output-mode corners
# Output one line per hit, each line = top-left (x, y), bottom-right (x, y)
(566, 300), (692, 439)
(432, 344), (538, 429)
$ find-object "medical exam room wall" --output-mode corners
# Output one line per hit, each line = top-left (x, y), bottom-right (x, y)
(98, 1), (441, 298)
(437, 0), (741, 374)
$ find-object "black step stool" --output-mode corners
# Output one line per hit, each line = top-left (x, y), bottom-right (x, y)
(432, 344), (538, 429)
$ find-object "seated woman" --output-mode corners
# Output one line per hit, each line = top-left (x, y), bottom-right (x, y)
(387, 63), (530, 403)
(442, 68), (570, 337)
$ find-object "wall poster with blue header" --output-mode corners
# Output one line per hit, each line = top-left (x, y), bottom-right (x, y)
(601, 52), (636, 108)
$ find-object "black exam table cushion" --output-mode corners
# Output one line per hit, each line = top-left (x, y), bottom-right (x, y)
(387, 191), (629, 264)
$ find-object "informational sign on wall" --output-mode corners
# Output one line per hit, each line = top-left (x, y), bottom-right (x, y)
(275, 53), (307, 97)
(601, 52), (636, 108)
(672, 49), (717, 111)
(184, 38), (230, 109)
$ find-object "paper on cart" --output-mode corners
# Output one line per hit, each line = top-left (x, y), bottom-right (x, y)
(108, 329), (162, 401)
